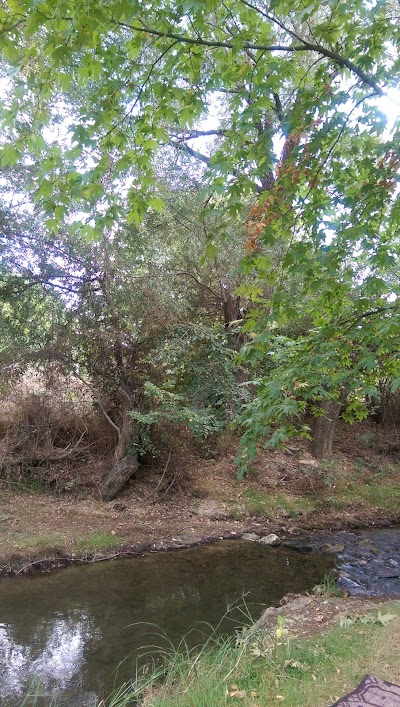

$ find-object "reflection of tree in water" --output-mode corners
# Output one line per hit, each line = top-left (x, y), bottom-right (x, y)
(0, 543), (334, 703)
(0, 611), (99, 702)
(146, 585), (201, 612)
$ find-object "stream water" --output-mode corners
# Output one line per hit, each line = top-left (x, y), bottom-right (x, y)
(0, 540), (334, 706)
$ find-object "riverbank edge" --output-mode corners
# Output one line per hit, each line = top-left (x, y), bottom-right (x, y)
(134, 596), (400, 707)
(2, 506), (400, 578)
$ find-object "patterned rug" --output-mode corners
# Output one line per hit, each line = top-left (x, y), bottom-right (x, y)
(331, 675), (400, 706)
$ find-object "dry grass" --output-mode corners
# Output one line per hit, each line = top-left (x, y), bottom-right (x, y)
(0, 369), (115, 490)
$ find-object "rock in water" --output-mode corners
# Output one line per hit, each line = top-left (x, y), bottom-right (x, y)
(241, 533), (260, 541)
(259, 533), (281, 546)
(323, 543), (345, 553)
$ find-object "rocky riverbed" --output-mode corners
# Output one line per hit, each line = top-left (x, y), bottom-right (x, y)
(284, 528), (400, 597)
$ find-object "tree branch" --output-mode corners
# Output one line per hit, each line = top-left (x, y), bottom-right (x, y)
(170, 129), (227, 140)
(172, 271), (221, 299)
(238, 0), (384, 95)
(114, 20), (385, 96)
(170, 140), (211, 165)
(342, 304), (397, 331)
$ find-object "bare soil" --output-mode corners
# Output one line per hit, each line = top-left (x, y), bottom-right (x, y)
(256, 592), (399, 640)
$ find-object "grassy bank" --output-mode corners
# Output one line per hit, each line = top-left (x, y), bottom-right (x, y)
(104, 602), (400, 707)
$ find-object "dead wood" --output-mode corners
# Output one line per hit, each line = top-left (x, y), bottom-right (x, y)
(100, 454), (140, 501)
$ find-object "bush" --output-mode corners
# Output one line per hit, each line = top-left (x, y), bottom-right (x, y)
(0, 369), (114, 489)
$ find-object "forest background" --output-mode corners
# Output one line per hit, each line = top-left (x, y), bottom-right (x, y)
(0, 0), (399, 503)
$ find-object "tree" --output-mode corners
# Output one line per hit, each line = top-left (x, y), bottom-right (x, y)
(0, 167), (247, 492)
(0, 0), (399, 464)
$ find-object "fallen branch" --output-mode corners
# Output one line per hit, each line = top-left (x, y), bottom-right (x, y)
(1, 429), (89, 466)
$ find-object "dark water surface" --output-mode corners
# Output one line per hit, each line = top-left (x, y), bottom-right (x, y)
(0, 540), (333, 705)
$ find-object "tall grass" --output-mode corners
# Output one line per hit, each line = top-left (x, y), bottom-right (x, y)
(18, 679), (58, 706)
(103, 605), (400, 707)
(19, 604), (400, 707)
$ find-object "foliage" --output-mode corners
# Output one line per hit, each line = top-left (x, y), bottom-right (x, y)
(237, 296), (400, 471)
(148, 323), (242, 417)
(340, 611), (397, 629)
(131, 324), (245, 447)
(0, 0), (399, 462)
(131, 381), (224, 440)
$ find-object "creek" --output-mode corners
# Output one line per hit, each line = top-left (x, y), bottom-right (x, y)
(0, 540), (334, 706)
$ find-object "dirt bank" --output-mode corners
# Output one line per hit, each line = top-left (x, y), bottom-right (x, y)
(1, 424), (399, 576)
(1, 487), (399, 577)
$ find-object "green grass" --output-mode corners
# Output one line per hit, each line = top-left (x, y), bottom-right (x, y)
(324, 482), (400, 511)
(313, 571), (344, 598)
(101, 604), (400, 707)
(243, 489), (316, 518)
(19, 603), (400, 706)
(75, 531), (121, 553)
(14, 533), (63, 550)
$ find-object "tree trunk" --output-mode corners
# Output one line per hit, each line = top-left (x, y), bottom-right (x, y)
(221, 285), (244, 349)
(311, 398), (343, 459)
(100, 453), (139, 502)
(100, 386), (139, 501)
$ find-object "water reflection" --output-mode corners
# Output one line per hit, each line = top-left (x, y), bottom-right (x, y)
(0, 613), (96, 702)
(0, 541), (334, 704)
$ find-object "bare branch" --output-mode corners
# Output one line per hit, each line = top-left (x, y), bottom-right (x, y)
(172, 270), (222, 299)
(170, 140), (211, 165)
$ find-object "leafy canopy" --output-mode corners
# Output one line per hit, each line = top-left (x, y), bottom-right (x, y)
(0, 0), (399, 462)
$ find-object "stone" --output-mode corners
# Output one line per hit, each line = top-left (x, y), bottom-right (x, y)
(299, 458), (318, 467)
(113, 503), (126, 512)
(259, 533), (281, 546)
(286, 543), (314, 553)
(286, 596), (310, 610)
(241, 533), (260, 541)
(278, 508), (291, 518)
(376, 566), (400, 579)
(323, 543), (345, 553)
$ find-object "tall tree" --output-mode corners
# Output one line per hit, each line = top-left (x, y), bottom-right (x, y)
(0, 0), (399, 463)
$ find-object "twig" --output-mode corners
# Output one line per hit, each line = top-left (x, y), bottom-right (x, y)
(149, 451), (172, 497)
(160, 472), (177, 498)
(14, 551), (123, 575)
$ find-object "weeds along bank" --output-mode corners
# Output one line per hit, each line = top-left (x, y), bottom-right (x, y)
(124, 600), (400, 707)
(0, 370), (115, 492)
(19, 594), (400, 707)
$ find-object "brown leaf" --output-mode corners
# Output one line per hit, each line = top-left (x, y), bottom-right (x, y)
(228, 688), (247, 699)
(229, 685), (248, 699)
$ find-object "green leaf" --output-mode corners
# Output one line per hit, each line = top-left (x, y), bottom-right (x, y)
(148, 196), (165, 212)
